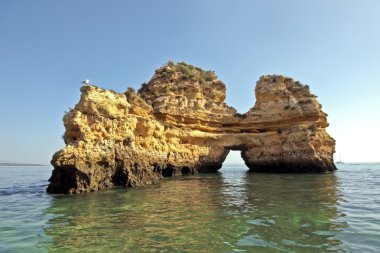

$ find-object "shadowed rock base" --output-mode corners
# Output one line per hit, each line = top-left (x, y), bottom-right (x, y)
(47, 62), (336, 194)
(245, 162), (336, 173)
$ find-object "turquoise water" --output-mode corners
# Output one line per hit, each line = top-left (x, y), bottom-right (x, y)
(0, 164), (379, 253)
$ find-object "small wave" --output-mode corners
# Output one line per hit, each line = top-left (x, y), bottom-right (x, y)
(0, 184), (48, 196)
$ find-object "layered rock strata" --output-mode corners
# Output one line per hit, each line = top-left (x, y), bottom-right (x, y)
(47, 62), (336, 194)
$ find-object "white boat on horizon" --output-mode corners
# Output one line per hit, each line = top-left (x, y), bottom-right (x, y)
(336, 154), (344, 164)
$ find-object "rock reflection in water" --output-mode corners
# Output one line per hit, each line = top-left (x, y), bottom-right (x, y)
(42, 168), (346, 252)
(220, 169), (346, 252)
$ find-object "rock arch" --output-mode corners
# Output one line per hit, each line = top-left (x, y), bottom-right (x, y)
(47, 62), (336, 194)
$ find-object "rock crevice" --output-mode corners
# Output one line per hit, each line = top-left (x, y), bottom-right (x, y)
(47, 62), (336, 194)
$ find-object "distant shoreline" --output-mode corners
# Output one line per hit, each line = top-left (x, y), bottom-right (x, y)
(0, 163), (50, 167)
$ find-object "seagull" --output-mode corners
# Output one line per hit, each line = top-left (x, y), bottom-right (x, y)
(82, 79), (90, 85)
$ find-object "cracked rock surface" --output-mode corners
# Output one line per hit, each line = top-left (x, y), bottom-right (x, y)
(47, 62), (336, 194)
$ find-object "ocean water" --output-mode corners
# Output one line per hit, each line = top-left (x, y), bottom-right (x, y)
(0, 164), (379, 253)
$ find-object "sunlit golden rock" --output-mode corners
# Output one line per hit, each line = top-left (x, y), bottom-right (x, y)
(47, 62), (336, 194)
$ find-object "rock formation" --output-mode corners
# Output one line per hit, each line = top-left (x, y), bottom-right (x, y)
(47, 62), (336, 194)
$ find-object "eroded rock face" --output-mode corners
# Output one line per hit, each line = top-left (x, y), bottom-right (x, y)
(47, 62), (336, 194)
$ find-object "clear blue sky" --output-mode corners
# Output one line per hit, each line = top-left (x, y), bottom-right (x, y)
(1, 0), (379, 164)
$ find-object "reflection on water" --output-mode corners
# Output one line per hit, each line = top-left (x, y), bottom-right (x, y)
(40, 166), (347, 252)
(219, 166), (346, 252)
(2, 165), (379, 252)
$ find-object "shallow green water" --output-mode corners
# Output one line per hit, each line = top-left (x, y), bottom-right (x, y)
(0, 164), (380, 252)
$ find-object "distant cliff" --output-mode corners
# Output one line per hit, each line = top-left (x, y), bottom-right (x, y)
(47, 62), (336, 194)
(0, 163), (48, 167)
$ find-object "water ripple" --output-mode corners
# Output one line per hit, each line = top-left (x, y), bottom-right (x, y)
(0, 164), (380, 252)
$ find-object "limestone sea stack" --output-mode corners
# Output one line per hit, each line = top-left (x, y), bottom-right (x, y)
(47, 62), (336, 194)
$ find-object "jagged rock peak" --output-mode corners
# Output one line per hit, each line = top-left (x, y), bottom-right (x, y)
(138, 61), (236, 117)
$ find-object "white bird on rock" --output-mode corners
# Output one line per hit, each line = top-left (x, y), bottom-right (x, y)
(82, 79), (90, 85)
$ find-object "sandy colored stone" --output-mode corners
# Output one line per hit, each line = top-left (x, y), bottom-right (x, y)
(47, 62), (336, 194)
